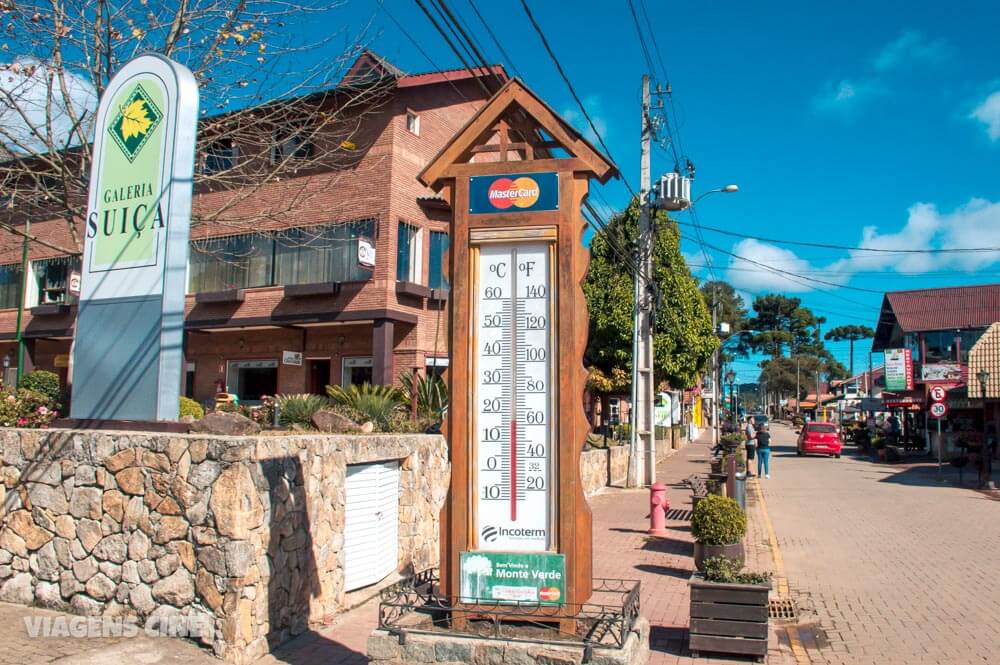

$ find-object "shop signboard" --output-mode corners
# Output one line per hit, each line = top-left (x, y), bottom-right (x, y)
(357, 237), (376, 268)
(71, 54), (199, 421)
(921, 363), (962, 383)
(459, 551), (565, 605)
(469, 172), (559, 214)
(281, 351), (303, 366)
(884, 349), (913, 392)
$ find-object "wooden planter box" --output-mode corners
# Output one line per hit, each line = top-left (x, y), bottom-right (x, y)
(689, 573), (770, 661)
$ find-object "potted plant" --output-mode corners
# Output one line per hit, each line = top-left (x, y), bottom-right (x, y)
(689, 556), (772, 661)
(691, 495), (746, 571)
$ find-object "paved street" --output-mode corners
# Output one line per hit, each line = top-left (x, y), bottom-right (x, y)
(762, 421), (1000, 664)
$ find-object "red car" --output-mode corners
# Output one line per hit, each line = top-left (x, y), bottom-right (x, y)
(797, 423), (843, 458)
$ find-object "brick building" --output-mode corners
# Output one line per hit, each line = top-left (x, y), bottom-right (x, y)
(0, 52), (507, 407)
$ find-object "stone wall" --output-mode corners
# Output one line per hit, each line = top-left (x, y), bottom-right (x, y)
(0, 430), (448, 663)
(580, 446), (632, 497)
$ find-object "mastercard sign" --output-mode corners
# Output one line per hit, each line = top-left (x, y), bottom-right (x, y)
(469, 172), (558, 214)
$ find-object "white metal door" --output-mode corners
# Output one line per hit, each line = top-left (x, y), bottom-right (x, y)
(344, 461), (399, 591)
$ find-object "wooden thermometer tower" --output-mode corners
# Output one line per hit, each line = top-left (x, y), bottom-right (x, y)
(419, 79), (616, 629)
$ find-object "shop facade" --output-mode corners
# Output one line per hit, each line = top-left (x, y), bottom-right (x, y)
(0, 52), (507, 407)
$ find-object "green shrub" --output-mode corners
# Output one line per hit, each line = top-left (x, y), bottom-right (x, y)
(398, 372), (448, 419)
(691, 495), (746, 546)
(326, 383), (403, 430)
(721, 433), (744, 447)
(179, 396), (204, 420)
(0, 387), (59, 428)
(702, 556), (771, 585)
(275, 393), (328, 428)
(19, 370), (61, 405)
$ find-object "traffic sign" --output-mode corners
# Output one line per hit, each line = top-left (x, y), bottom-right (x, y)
(930, 402), (948, 419)
(930, 386), (947, 403)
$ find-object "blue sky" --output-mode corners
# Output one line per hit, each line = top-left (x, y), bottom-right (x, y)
(352, 1), (1000, 381)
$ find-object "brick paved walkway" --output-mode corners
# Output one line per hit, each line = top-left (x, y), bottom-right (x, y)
(759, 421), (1000, 665)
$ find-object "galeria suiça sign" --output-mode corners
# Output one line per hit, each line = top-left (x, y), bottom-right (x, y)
(71, 54), (199, 421)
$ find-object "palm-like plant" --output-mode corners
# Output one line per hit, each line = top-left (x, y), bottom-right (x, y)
(275, 393), (329, 428)
(325, 383), (404, 430)
(398, 372), (449, 419)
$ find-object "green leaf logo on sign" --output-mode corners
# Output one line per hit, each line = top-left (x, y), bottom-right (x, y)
(107, 84), (163, 162)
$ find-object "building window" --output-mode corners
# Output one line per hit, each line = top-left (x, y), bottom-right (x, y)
(201, 139), (239, 174)
(189, 233), (273, 292)
(428, 231), (449, 290)
(0, 264), (22, 310)
(188, 220), (376, 293)
(271, 130), (314, 163)
(426, 357), (448, 380)
(406, 110), (420, 136)
(274, 220), (375, 285)
(32, 256), (80, 305)
(396, 222), (422, 283)
(226, 359), (278, 404)
(342, 357), (373, 387)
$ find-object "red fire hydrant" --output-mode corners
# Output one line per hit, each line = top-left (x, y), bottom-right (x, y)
(648, 483), (669, 536)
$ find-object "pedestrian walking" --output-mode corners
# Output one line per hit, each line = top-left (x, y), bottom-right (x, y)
(756, 423), (772, 479)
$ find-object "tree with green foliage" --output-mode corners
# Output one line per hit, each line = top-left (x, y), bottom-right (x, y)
(584, 199), (717, 392)
(824, 325), (875, 376)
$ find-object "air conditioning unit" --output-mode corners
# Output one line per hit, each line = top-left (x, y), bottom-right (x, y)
(656, 172), (691, 211)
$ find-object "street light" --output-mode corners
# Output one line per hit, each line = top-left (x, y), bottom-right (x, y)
(693, 184), (740, 206)
(978, 369), (993, 489)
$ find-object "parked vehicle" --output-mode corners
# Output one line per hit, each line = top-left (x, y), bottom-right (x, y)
(797, 422), (843, 458)
(750, 413), (769, 428)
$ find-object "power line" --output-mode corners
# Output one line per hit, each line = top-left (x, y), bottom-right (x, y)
(377, 1), (471, 103)
(517, 0), (631, 197)
(465, 0), (522, 79)
(430, 0), (506, 89)
(674, 218), (1000, 255)
(412, 0), (494, 97)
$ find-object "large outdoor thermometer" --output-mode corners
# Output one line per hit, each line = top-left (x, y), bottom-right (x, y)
(474, 241), (556, 553)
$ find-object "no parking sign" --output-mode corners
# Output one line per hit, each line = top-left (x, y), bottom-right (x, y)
(929, 386), (947, 403)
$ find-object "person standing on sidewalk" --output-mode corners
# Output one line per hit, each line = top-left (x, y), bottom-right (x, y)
(756, 423), (772, 479)
(744, 416), (757, 477)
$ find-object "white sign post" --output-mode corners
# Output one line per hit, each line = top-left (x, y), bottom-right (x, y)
(71, 54), (199, 421)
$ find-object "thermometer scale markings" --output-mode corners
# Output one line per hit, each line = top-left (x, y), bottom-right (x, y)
(475, 243), (552, 552)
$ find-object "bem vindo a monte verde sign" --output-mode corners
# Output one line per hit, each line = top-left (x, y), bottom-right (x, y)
(70, 54), (198, 421)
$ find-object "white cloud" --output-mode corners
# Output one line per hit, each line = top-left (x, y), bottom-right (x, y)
(812, 31), (949, 117)
(970, 90), (1000, 141)
(811, 78), (885, 115)
(872, 31), (951, 72)
(561, 95), (608, 145)
(0, 58), (97, 154)
(723, 197), (1000, 293)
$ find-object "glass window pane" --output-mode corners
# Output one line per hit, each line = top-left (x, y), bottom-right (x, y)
(34, 256), (80, 305)
(189, 234), (273, 292)
(274, 220), (375, 285)
(396, 222), (412, 282)
(0, 264), (22, 310)
(428, 231), (449, 290)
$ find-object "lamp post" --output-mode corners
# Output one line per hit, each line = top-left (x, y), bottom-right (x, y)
(724, 369), (736, 426)
(978, 369), (994, 489)
(698, 184), (740, 449)
(1, 354), (9, 388)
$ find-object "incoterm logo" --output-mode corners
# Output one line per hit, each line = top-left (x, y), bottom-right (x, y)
(487, 176), (541, 209)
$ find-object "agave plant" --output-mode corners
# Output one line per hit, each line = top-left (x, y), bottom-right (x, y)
(275, 393), (329, 428)
(325, 383), (404, 430)
(398, 372), (449, 419)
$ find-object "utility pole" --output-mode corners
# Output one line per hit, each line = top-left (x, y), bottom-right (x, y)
(711, 296), (719, 447)
(628, 74), (655, 487)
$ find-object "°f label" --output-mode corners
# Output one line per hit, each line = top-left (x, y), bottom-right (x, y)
(474, 243), (554, 552)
